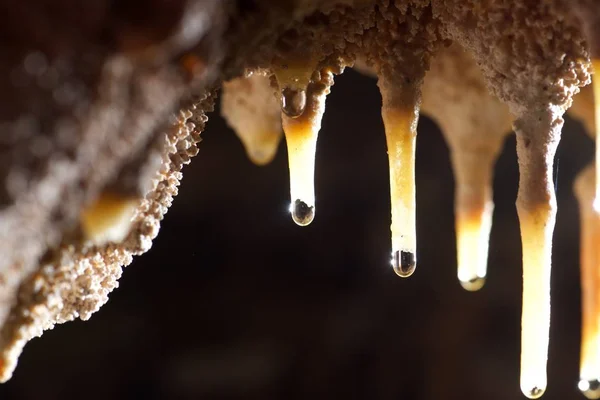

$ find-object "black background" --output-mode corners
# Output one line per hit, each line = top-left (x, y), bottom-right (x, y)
(0, 69), (592, 399)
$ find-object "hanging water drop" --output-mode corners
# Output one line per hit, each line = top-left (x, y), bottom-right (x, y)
(452, 150), (496, 291)
(273, 57), (317, 119)
(277, 68), (332, 227)
(579, 379), (600, 399)
(518, 193), (552, 400)
(420, 44), (511, 293)
(523, 386), (545, 400)
(378, 74), (420, 277)
(455, 201), (493, 291)
(281, 87), (307, 118)
(291, 199), (315, 226)
(460, 276), (485, 292)
(514, 111), (559, 400)
(392, 250), (416, 277)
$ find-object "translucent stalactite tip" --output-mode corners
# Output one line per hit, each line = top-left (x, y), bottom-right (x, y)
(392, 250), (416, 278)
(459, 276), (486, 292)
(281, 87), (307, 118)
(579, 379), (600, 399)
(290, 199), (314, 226)
(522, 386), (545, 399)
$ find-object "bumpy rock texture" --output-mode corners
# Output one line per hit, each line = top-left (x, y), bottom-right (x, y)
(0, 0), (595, 387)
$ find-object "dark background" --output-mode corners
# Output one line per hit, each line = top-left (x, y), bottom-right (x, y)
(0, 69), (592, 399)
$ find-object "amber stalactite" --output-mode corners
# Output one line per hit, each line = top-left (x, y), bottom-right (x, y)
(0, 1), (598, 399)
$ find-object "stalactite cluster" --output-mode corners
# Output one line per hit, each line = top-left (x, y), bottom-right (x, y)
(0, 0), (598, 398)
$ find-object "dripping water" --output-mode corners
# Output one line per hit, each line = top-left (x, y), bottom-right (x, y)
(281, 87), (307, 118)
(460, 276), (486, 292)
(291, 199), (314, 226)
(392, 250), (416, 277)
(579, 379), (600, 399)
(523, 386), (545, 399)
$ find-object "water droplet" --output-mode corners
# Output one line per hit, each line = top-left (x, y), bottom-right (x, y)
(460, 276), (485, 291)
(281, 87), (306, 118)
(291, 199), (314, 226)
(393, 250), (416, 277)
(379, 78), (418, 282)
(579, 379), (600, 399)
(523, 386), (545, 399)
